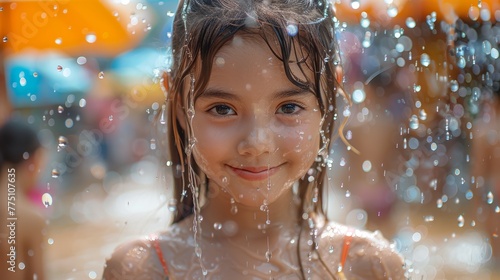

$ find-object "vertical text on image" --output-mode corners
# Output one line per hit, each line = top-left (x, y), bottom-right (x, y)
(6, 168), (17, 272)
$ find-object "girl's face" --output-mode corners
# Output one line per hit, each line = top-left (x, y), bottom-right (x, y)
(187, 35), (322, 207)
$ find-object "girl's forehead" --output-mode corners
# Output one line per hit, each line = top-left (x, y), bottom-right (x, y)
(216, 35), (269, 58)
(214, 33), (307, 66)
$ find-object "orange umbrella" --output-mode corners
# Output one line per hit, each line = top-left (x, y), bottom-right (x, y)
(0, 0), (154, 121)
(1, 0), (153, 56)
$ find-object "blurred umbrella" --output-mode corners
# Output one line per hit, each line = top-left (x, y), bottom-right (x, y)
(5, 51), (92, 108)
(107, 47), (167, 104)
(0, 0), (155, 116)
(1, 0), (153, 56)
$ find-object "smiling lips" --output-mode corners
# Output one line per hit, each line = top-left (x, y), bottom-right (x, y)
(228, 165), (282, 181)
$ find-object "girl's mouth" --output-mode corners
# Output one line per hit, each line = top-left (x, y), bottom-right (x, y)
(227, 164), (283, 181)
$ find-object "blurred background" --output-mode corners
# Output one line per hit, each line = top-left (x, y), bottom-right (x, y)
(0, 0), (499, 279)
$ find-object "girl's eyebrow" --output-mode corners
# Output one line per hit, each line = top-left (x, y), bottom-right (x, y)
(200, 88), (240, 101)
(200, 87), (311, 100)
(273, 88), (312, 100)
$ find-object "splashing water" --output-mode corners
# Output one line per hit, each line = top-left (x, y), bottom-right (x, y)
(42, 193), (53, 207)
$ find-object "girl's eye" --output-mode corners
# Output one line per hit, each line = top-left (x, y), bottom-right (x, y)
(277, 103), (301, 115)
(209, 105), (235, 116)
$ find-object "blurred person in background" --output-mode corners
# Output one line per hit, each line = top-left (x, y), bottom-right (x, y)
(0, 117), (46, 280)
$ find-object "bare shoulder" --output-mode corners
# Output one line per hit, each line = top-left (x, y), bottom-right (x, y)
(317, 221), (407, 280)
(102, 237), (166, 280)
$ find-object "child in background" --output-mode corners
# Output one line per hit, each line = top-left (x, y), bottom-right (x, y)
(0, 117), (46, 280)
(103, 0), (406, 279)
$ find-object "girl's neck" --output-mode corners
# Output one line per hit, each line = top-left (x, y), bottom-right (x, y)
(199, 183), (301, 242)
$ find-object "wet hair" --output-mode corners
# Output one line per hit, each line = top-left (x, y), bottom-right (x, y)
(0, 118), (41, 169)
(161, 0), (341, 224)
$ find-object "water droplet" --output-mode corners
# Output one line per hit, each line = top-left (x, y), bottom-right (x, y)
(42, 193), (53, 207)
(328, 246), (334, 253)
(51, 169), (60, 178)
(57, 105), (64, 113)
(98, 71), (105, 79)
(487, 191), (494, 204)
(437, 198), (443, 208)
(419, 109), (427, 121)
(150, 138), (156, 150)
(57, 65), (63, 72)
(468, 6), (480, 21)
(265, 250), (272, 262)
(55, 37), (62, 45)
(213, 223), (222, 230)
(496, 206), (500, 213)
(2, 36), (7, 43)
(57, 136), (68, 150)
(409, 115), (419, 130)
(108, 115), (113, 121)
(360, 17), (370, 28)
(424, 215), (435, 222)
(168, 198), (177, 212)
(387, 4), (398, 18)
(159, 105), (167, 124)
(406, 17), (416, 28)
(457, 56), (466, 68)
(195, 246), (202, 257)
(345, 190), (351, 198)
(457, 215), (465, 227)
(286, 24), (298, 37)
(420, 53), (431, 67)
(450, 80), (459, 92)
(350, 0), (360, 9)
(85, 33), (97, 43)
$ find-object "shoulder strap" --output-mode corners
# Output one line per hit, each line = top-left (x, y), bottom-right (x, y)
(149, 234), (169, 276)
(337, 229), (354, 280)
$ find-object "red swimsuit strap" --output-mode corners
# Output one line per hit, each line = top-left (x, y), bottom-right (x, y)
(340, 230), (353, 268)
(150, 234), (169, 276)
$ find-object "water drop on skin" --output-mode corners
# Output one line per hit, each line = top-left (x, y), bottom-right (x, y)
(167, 198), (177, 212)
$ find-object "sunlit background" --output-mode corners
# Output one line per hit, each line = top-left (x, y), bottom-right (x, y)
(1, 0), (499, 279)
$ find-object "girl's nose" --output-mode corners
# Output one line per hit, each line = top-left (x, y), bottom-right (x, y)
(237, 119), (276, 156)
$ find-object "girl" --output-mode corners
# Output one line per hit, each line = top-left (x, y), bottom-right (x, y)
(103, 0), (406, 279)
